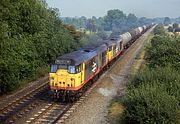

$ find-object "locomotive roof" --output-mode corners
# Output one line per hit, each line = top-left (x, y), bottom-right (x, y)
(56, 50), (97, 65)
(55, 37), (123, 66)
(83, 44), (107, 54)
(56, 44), (107, 65)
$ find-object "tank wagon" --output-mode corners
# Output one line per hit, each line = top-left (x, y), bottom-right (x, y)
(49, 24), (153, 101)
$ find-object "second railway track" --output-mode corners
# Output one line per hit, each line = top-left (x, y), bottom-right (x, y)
(0, 82), (49, 123)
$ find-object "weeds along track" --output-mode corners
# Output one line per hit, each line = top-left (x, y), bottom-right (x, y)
(0, 82), (49, 123)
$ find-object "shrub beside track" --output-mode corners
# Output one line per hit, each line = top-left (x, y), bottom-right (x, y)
(122, 25), (180, 124)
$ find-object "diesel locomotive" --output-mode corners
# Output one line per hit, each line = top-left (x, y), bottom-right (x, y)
(49, 25), (153, 101)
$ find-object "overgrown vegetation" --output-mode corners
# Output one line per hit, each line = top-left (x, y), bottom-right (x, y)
(123, 84), (179, 124)
(121, 25), (180, 124)
(153, 24), (166, 35)
(0, 0), (82, 95)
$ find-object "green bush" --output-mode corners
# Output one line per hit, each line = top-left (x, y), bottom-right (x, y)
(130, 67), (180, 103)
(146, 35), (180, 70)
(153, 25), (166, 35)
(122, 84), (179, 124)
(79, 33), (103, 46)
(121, 28), (180, 124)
(0, 0), (80, 95)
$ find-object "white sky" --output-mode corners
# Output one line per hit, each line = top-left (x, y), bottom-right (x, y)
(45, 0), (180, 18)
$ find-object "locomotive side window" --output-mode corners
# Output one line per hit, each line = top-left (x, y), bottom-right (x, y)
(85, 61), (90, 70)
(51, 65), (58, 72)
(76, 65), (81, 73)
(68, 66), (76, 74)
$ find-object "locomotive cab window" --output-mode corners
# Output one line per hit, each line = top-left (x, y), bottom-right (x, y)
(68, 66), (76, 74)
(68, 65), (81, 74)
(50, 65), (58, 73)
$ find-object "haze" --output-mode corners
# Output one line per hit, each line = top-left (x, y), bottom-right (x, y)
(45, 0), (180, 18)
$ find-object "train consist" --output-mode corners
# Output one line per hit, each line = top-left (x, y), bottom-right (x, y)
(49, 24), (153, 101)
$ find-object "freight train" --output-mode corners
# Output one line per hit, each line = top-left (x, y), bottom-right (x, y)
(49, 24), (153, 102)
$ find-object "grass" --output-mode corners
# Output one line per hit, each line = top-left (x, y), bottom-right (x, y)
(107, 99), (124, 124)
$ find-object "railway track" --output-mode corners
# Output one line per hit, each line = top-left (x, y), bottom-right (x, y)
(0, 82), (49, 123)
(0, 77), (94, 124)
(25, 102), (70, 124)
(25, 77), (102, 124)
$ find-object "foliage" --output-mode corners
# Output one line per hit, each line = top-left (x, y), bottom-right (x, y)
(130, 67), (180, 102)
(168, 26), (173, 32)
(96, 31), (109, 40)
(0, 0), (80, 94)
(174, 17), (180, 23)
(61, 16), (87, 29)
(62, 9), (154, 33)
(121, 27), (180, 123)
(79, 34), (103, 46)
(153, 25), (166, 35)
(63, 24), (84, 43)
(126, 14), (138, 28)
(164, 17), (171, 26)
(122, 84), (179, 124)
(103, 9), (126, 32)
(173, 23), (179, 29)
(146, 35), (180, 70)
(86, 19), (97, 32)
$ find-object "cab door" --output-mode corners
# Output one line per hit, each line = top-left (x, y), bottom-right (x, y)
(81, 63), (85, 84)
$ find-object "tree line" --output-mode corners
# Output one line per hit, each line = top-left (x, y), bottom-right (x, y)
(62, 10), (153, 33)
(62, 14), (180, 33)
(0, 0), (83, 94)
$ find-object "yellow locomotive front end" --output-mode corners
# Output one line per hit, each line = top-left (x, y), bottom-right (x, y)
(49, 58), (85, 101)
(49, 64), (84, 90)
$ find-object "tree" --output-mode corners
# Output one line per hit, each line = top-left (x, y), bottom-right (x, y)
(0, 0), (80, 94)
(168, 26), (173, 32)
(126, 13), (138, 28)
(154, 25), (166, 35)
(86, 19), (97, 32)
(173, 23), (179, 29)
(97, 31), (108, 40)
(164, 17), (171, 26)
(104, 9), (126, 31)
